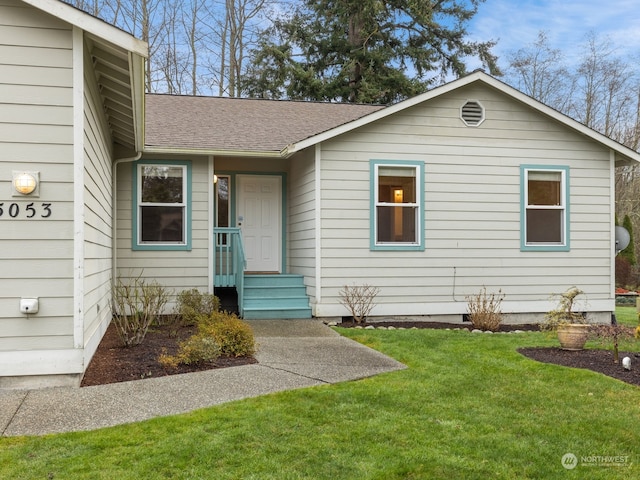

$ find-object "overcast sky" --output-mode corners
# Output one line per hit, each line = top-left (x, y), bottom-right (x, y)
(469, 0), (640, 68)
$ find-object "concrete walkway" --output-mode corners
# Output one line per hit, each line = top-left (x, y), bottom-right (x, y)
(0, 320), (406, 437)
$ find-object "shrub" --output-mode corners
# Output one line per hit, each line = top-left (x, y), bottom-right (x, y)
(540, 286), (586, 332)
(201, 312), (256, 357)
(175, 289), (221, 326)
(113, 274), (170, 347)
(159, 311), (255, 368)
(589, 324), (635, 364)
(339, 283), (380, 324)
(465, 287), (504, 332)
(158, 335), (222, 370)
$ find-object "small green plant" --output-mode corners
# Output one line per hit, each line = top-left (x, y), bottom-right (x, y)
(465, 287), (504, 332)
(112, 274), (170, 347)
(540, 286), (587, 332)
(339, 283), (380, 324)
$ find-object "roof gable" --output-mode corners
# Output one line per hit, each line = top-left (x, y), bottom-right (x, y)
(286, 71), (640, 166)
(20, 0), (148, 153)
(21, 0), (146, 55)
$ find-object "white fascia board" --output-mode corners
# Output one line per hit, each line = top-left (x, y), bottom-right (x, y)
(143, 146), (281, 158)
(22, 0), (147, 56)
(285, 71), (640, 165)
(477, 74), (640, 165)
(130, 52), (146, 151)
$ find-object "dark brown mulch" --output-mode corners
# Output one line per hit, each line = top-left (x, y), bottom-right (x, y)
(82, 320), (639, 389)
(519, 347), (640, 387)
(81, 322), (256, 387)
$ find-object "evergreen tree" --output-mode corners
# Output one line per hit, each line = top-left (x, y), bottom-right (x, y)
(243, 0), (499, 103)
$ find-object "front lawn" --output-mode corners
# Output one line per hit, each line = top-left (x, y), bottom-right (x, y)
(615, 305), (638, 326)
(1, 320), (639, 479)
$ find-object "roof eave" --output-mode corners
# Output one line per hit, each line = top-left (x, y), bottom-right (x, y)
(130, 52), (145, 152)
(22, 0), (147, 56)
(143, 146), (282, 158)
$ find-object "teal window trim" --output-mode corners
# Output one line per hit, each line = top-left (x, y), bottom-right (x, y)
(520, 164), (570, 252)
(132, 160), (192, 251)
(370, 159), (425, 251)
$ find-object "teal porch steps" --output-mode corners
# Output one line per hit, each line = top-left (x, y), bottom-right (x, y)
(242, 274), (312, 320)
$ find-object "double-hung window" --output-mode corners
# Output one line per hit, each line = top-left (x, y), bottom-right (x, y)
(521, 165), (569, 251)
(371, 160), (424, 251)
(133, 161), (191, 250)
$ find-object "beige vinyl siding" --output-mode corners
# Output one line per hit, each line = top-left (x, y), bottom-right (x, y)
(0, 0), (75, 350)
(116, 157), (211, 297)
(82, 46), (113, 356)
(287, 148), (316, 297)
(316, 83), (612, 316)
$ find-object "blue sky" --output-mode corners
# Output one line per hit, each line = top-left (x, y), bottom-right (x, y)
(468, 0), (640, 68)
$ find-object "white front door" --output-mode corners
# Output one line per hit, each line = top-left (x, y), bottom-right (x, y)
(237, 174), (282, 273)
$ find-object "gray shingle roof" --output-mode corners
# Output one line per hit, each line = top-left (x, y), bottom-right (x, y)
(144, 94), (385, 154)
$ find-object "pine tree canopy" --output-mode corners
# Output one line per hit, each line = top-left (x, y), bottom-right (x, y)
(243, 0), (499, 103)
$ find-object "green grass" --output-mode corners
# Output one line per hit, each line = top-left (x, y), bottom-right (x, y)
(615, 305), (639, 326)
(1, 315), (639, 479)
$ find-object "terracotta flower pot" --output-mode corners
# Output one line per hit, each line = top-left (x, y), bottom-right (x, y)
(557, 324), (589, 351)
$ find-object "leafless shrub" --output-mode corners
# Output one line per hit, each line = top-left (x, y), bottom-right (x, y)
(339, 284), (380, 324)
(466, 287), (505, 332)
(113, 274), (170, 347)
(589, 324), (635, 364)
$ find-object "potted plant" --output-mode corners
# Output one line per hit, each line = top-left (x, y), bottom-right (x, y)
(540, 286), (589, 350)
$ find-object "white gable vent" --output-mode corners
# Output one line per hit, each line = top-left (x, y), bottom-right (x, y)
(460, 100), (485, 126)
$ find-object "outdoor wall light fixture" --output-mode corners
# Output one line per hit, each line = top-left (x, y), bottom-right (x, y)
(12, 171), (39, 196)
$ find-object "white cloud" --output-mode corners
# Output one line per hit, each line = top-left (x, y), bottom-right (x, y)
(469, 0), (640, 68)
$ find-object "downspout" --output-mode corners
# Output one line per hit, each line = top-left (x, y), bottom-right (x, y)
(112, 152), (143, 291)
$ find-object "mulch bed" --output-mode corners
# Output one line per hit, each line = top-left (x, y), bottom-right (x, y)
(82, 320), (640, 388)
(518, 347), (640, 387)
(81, 323), (256, 387)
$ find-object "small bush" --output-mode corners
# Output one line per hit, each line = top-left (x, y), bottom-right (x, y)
(176, 289), (221, 326)
(466, 287), (504, 332)
(159, 335), (222, 369)
(113, 274), (170, 347)
(158, 311), (255, 368)
(339, 283), (380, 324)
(199, 312), (256, 357)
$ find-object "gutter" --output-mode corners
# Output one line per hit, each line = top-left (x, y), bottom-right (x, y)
(143, 146), (283, 158)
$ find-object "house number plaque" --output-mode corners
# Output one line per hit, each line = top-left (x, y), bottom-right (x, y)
(0, 202), (52, 219)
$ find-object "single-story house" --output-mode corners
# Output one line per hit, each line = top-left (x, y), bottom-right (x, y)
(3, 0), (640, 388)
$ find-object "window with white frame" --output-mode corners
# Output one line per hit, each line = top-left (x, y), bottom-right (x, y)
(521, 166), (569, 250)
(371, 161), (423, 250)
(135, 162), (189, 248)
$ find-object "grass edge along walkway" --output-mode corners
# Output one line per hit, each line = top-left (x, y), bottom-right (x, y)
(1, 327), (639, 479)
